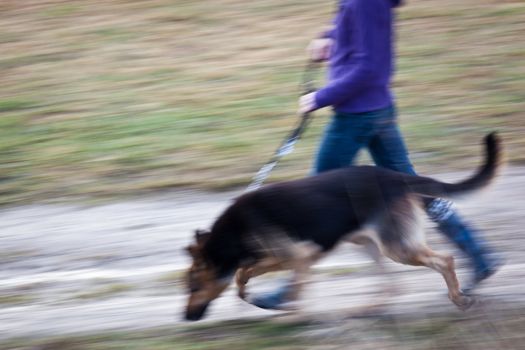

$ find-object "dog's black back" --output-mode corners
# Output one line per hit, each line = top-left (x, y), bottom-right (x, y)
(202, 133), (502, 279)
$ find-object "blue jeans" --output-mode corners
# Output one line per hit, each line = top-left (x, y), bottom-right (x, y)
(314, 106), (415, 175)
(314, 106), (494, 277)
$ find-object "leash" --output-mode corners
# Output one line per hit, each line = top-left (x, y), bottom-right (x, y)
(245, 62), (320, 192)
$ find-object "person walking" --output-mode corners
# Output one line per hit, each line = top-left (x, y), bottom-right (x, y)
(252, 0), (501, 310)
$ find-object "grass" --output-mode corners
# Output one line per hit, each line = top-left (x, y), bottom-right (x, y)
(71, 283), (134, 301)
(0, 249), (38, 263)
(0, 293), (36, 306)
(156, 270), (185, 285)
(1, 0), (525, 206)
(1, 320), (307, 350)
(2, 306), (525, 350)
(314, 265), (361, 277)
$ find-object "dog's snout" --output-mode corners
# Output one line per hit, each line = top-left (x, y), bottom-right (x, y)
(184, 303), (209, 321)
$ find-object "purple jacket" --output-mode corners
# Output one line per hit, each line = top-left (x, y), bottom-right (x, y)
(315, 0), (402, 113)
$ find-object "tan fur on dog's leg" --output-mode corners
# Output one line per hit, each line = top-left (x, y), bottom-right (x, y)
(414, 248), (474, 310)
(235, 268), (250, 300)
(235, 258), (289, 300)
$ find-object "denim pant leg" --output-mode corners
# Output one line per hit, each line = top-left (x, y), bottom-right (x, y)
(366, 107), (437, 217)
(367, 106), (417, 175)
(313, 113), (374, 175)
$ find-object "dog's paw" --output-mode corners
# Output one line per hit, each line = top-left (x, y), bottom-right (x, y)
(452, 293), (476, 311)
(236, 283), (248, 301)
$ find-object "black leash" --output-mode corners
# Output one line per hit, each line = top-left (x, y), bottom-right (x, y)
(246, 62), (320, 192)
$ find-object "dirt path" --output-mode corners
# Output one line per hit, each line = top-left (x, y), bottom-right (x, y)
(1, 168), (525, 340)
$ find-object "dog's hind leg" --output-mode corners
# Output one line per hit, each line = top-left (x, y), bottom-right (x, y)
(347, 238), (397, 317)
(385, 243), (473, 310)
(379, 197), (474, 311)
(349, 230), (398, 299)
(411, 248), (474, 310)
(364, 239), (399, 298)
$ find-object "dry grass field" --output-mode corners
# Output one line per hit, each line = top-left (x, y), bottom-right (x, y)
(1, 0), (525, 205)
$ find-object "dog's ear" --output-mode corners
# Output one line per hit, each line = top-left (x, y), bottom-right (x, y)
(194, 229), (211, 246)
(185, 244), (201, 259)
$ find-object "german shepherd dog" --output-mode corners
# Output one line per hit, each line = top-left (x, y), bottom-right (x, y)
(184, 133), (502, 321)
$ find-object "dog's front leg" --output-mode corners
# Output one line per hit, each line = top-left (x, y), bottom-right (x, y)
(235, 259), (287, 301)
(286, 264), (312, 306)
(283, 242), (324, 308)
(235, 267), (250, 300)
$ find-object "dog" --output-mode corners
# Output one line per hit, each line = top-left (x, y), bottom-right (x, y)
(184, 133), (502, 321)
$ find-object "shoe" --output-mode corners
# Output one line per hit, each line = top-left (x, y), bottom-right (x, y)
(249, 283), (293, 310)
(432, 208), (504, 295)
(462, 254), (505, 295)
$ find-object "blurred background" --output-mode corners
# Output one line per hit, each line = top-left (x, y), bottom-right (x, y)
(1, 0), (525, 349)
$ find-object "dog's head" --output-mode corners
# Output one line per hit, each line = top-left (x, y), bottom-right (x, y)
(184, 229), (230, 321)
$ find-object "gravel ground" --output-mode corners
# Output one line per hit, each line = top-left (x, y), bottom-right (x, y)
(1, 167), (525, 341)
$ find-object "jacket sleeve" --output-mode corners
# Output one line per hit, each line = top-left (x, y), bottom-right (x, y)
(315, 0), (381, 109)
(319, 26), (335, 39)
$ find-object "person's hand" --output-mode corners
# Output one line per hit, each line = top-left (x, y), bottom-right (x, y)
(298, 92), (317, 114)
(307, 38), (333, 62)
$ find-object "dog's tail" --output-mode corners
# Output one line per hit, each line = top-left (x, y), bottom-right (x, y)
(406, 132), (503, 199)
